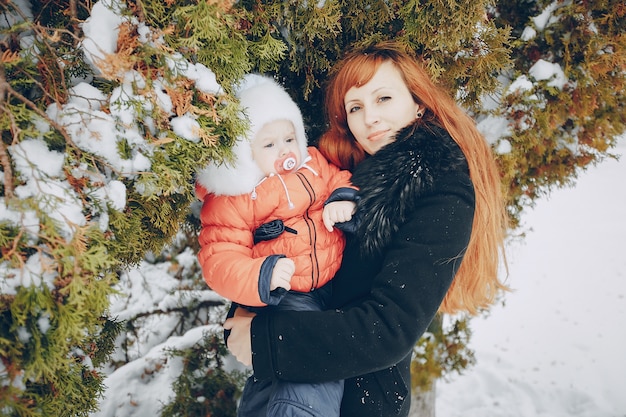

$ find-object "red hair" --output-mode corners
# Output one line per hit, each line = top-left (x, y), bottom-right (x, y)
(319, 41), (509, 315)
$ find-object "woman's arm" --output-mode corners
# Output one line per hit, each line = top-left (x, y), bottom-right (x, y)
(242, 177), (474, 382)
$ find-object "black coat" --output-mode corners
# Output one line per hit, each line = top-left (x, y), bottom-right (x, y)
(251, 122), (475, 416)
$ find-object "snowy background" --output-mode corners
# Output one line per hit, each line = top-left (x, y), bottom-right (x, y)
(437, 138), (626, 417)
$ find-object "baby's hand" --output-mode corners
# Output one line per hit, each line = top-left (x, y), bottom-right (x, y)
(270, 258), (295, 291)
(323, 201), (356, 232)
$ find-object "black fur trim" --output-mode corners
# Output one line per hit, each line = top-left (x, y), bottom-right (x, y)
(350, 123), (468, 256)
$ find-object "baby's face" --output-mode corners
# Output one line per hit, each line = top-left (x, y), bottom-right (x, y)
(251, 119), (301, 176)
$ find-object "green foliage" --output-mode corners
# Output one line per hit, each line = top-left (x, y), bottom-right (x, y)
(494, 0), (626, 224)
(400, 0), (513, 105)
(0, 203), (120, 415)
(234, 0), (513, 140)
(138, 0), (284, 89)
(1, 0), (250, 414)
(160, 333), (246, 417)
(410, 315), (475, 391)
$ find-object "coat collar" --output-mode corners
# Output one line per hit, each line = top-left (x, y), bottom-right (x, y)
(350, 122), (468, 255)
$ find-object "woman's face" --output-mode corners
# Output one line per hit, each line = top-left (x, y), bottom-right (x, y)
(344, 61), (420, 155)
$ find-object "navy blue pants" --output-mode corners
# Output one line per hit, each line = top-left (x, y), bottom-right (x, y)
(237, 287), (344, 417)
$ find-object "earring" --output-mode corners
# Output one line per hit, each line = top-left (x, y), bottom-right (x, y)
(416, 110), (423, 119)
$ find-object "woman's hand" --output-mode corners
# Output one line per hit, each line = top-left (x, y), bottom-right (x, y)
(223, 307), (256, 366)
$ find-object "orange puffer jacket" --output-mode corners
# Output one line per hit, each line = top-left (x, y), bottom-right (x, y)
(197, 147), (355, 307)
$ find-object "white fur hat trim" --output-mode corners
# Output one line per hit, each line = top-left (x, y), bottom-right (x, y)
(196, 74), (309, 196)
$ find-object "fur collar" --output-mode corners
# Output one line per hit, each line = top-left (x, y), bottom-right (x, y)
(350, 122), (468, 256)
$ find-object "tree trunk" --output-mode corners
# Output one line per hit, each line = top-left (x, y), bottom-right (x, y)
(409, 381), (436, 417)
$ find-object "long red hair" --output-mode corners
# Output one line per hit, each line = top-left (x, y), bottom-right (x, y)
(319, 41), (509, 315)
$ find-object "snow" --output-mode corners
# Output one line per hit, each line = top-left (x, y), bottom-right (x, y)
(94, 324), (223, 417)
(533, 1), (560, 31)
(477, 115), (511, 147)
(507, 75), (534, 94)
(436, 139), (626, 417)
(80, 0), (125, 72)
(171, 113), (202, 142)
(0, 253), (56, 296)
(8, 138), (86, 239)
(529, 59), (568, 89)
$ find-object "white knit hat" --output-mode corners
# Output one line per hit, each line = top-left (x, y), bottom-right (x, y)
(196, 74), (309, 196)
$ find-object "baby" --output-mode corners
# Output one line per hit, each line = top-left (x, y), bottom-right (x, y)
(196, 74), (357, 417)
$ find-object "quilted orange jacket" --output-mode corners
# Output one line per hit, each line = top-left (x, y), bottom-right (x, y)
(196, 147), (356, 307)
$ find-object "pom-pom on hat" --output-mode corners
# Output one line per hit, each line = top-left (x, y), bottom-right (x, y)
(196, 74), (309, 196)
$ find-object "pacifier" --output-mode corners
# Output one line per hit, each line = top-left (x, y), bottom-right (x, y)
(274, 152), (298, 174)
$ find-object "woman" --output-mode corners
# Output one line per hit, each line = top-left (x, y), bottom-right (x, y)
(224, 41), (509, 416)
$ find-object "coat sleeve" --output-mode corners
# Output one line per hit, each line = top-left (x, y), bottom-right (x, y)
(197, 195), (270, 307)
(250, 175), (475, 382)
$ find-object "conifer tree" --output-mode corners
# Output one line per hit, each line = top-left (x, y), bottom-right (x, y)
(1, 0), (265, 414)
(493, 0), (625, 224)
(1, 1), (624, 416)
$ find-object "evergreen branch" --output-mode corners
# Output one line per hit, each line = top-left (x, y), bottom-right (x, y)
(0, 223), (23, 265)
(8, 5), (82, 104)
(68, 0), (81, 38)
(0, 70), (79, 151)
(0, 63), (16, 198)
(0, 135), (13, 198)
(124, 298), (226, 323)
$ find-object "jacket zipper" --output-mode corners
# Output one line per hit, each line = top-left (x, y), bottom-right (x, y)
(296, 172), (319, 290)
